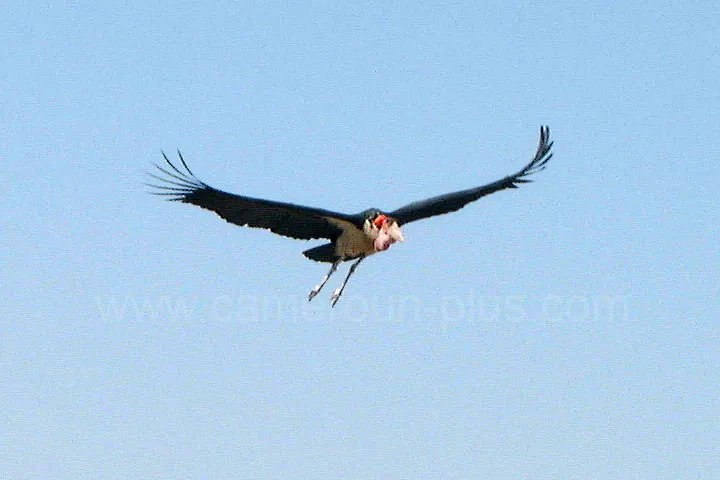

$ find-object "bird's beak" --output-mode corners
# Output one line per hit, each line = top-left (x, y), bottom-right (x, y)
(387, 221), (404, 243)
(373, 218), (405, 251)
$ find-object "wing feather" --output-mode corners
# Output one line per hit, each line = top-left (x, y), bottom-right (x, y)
(147, 152), (357, 241)
(390, 126), (553, 225)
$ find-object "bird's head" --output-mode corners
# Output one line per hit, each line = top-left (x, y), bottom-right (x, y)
(369, 212), (404, 251)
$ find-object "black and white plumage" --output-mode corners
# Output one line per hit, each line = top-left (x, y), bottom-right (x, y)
(148, 126), (553, 305)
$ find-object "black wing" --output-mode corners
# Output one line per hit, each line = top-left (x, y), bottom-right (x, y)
(147, 152), (359, 241)
(390, 126), (553, 226)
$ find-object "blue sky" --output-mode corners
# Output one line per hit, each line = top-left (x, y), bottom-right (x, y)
(2, 1), (719, 478)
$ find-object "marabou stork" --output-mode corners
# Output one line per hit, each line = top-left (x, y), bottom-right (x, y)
(148, 126), (553, 306)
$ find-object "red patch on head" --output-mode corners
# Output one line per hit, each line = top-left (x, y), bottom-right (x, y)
(373, 214), (387, 228)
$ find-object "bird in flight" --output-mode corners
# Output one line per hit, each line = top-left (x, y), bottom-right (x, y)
(148, 126), (553, 306)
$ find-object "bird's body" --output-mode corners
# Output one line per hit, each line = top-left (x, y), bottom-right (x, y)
(330, 217), (381, 259)
(317, 210), (404, 260)
(148, 126), (553, 306)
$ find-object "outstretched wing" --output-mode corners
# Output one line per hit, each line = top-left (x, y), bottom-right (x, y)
(390, 126), (553, 226)
(147, 152), (358, 241)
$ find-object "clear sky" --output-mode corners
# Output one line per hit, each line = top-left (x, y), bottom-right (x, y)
(3, 1), (719, 478)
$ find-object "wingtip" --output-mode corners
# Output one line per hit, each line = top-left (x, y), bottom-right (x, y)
(539, 125), (551, 143)
(147, 151), (208, 198)
(175, 150), (198, 178)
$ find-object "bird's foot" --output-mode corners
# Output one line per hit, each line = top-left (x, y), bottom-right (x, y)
(308, 285), (322, 301)
(330, 288), (343, 307)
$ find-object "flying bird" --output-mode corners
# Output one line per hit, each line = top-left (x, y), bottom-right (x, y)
(148, 126), (553, 306)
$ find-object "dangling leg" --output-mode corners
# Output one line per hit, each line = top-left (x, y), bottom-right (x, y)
(330, 256), (365, 307)
(308, 258), (343, 301)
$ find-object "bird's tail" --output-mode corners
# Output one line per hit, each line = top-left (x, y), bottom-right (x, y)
(302, 244), (338, 263)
